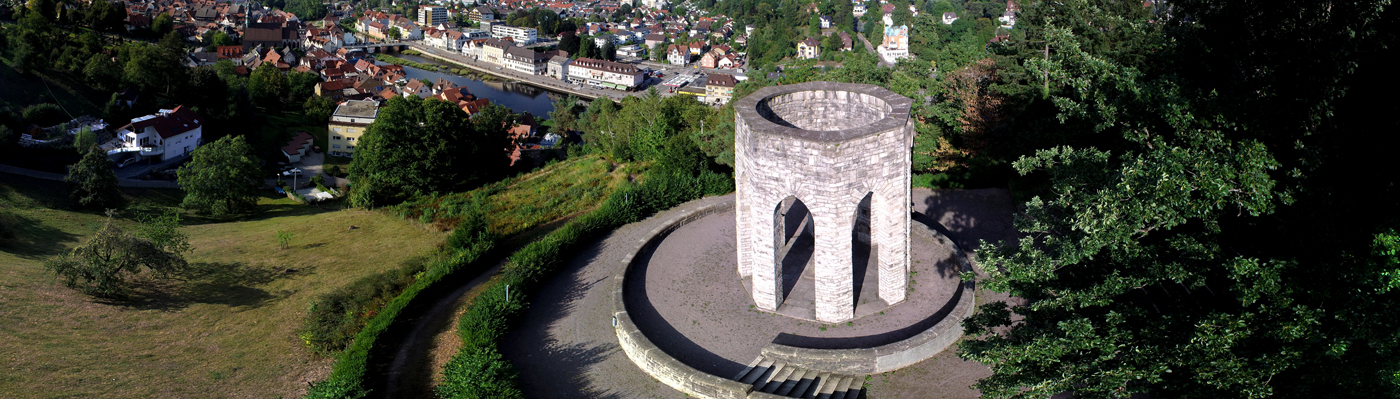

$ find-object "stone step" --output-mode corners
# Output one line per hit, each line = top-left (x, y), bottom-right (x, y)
(774, 368), (808, 396)
(734, 356), (765, 381)
(813, 374), (844, 399)
(738, 357), (776, 385)
(760, 364), (798, 393)
(829, 376), (856, 399)
(801, 372), (831, 399)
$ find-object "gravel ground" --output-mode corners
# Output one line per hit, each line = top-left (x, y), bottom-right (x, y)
(500, 189), (1018, 399)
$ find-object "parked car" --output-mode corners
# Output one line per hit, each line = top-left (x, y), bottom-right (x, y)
(116, 157), (140, 168)
(281, 168), (303, 177)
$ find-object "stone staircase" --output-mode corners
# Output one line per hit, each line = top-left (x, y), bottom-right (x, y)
(733, 356), (865, 399)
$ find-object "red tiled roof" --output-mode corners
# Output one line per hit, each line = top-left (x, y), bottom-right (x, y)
(281, 130), (313, 156)
(122, 106), (203, 139)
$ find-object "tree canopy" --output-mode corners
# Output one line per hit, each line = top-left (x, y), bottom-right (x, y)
(956, 0), (1400, 397)
(66, 144), (122, 208)
(44, 210), (191, 297)
(348, 96), (511, 208)
(176, 135), (264, 216)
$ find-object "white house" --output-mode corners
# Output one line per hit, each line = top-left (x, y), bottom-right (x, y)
(107, 106), (203, 162)
(491, 24), (538, 45)
(942, 12), (959, 25)
(566, 57), (643, 90)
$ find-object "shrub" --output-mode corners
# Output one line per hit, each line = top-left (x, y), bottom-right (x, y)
(437, 345), (525, 399)
(297, 256), (428, 354)
(22, 103), (66, 127)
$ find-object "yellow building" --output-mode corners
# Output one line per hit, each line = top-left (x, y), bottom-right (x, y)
(797, 37), (822, 60)
(328, 100), (380, 157)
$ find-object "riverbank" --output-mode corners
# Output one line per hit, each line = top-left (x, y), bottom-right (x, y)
(405, 44), (646, 102)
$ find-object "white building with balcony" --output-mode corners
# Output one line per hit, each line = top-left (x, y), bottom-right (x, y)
(104, 106), (203, 162)
(491, 24), (538, 45)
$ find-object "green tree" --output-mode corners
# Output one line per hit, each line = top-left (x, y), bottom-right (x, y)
(124, 32), (190, 96)
(601, 41), (616, 61)
(650, 42), (665, 62)
(12, 8), (55, 72)
(44, 211), (190, 297)
(959, 0), (1400, 397)
(151, 12), (173, 35)
(349, 97), (509, 208)
(202, 30), (233, 52)
(547, 95), (580, 133)
(65, 144), (122, 208)
(388, 26), (403, 40)
(248, 63), (290, 110)
(176, 135), (264, 216)
(304, 95), (335, 123)
(73, 126), (97, 152)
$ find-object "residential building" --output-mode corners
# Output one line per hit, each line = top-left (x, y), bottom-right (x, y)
(281, 131), (314, 163)
(942, 12), (959, 24)
(617, 44), (646, 58)
(327, 100), (380, 157)
(470, 6), (495, 23)
(705, 73), (737, 105)
(418, 5), (447, 27)
(667, 43), (689, 65)
(878, 25), (912, 63)
(547, 56), (571, 80)
(839, 31), (854, 51)
(482, 38), (513, 66)
(820, 15), (833, 29)
(107, 106), (204, 162)
(566, 57), (644, 90)
(491, 24), (538, 45)
(504, 46), (548, 75)
(797, 37), (821, 59)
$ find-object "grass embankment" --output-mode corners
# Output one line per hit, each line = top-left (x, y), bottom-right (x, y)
(0, 174), (446, 398)
(373, 53), (492, 81)
(302, 154), (640, 397)
(436, 166), (734, 397)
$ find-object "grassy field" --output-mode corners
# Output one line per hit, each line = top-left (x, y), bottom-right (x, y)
(0, 51), (107, 120)
(0, 174), (447, 398)
(398, 154), (644, 236)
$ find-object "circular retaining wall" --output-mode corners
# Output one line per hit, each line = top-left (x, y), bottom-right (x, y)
(611, 198), (978, 399)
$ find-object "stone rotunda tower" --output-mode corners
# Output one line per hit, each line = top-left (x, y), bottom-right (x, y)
(734, 81), (914, 323)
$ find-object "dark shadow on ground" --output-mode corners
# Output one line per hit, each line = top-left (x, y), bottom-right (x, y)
(0, 211), (81, 259)
(624, 228), (747, 378)
(98, 261), (298, 311)
(498, 234), (626, 399)
(918, 188), (1017, 258)
(911, 212), (965, 280)
(769, 213), (967, 349)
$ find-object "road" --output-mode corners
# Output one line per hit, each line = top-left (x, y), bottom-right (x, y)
(407, 44), (650, 102)
(407, 43), (747, 101)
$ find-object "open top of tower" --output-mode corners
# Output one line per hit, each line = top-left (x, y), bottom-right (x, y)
(734, 81), (914, 142)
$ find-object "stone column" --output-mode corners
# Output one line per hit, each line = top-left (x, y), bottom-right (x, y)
(750, 193), (783, 311)
(813, 204), (855, 323)
(875, 180), (909, 305)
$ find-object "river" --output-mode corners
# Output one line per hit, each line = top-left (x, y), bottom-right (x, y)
(392, 54), (561, 117)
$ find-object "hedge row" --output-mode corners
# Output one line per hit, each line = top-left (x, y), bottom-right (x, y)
(436, 168), (733, 398)
(304, 210), (496, 399)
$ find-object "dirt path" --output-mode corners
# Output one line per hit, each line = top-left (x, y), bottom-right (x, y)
(374, 214), (582, 398)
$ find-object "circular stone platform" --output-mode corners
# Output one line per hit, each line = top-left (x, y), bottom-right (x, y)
(622, 208), (967, 379)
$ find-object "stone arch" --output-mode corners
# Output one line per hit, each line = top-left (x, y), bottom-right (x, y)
(773, 196), (815, 306)
(851, 192), (874, 308)
(734, 81), (914, 323)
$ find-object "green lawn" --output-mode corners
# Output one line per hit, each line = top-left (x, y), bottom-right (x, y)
(0, 174), (447, 398)
(399, 154), (644, 236)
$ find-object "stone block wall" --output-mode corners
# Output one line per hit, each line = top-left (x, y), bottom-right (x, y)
(734, 81), (915, 323)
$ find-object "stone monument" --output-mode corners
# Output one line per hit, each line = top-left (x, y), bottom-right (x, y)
(733, 81), (914, 323)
